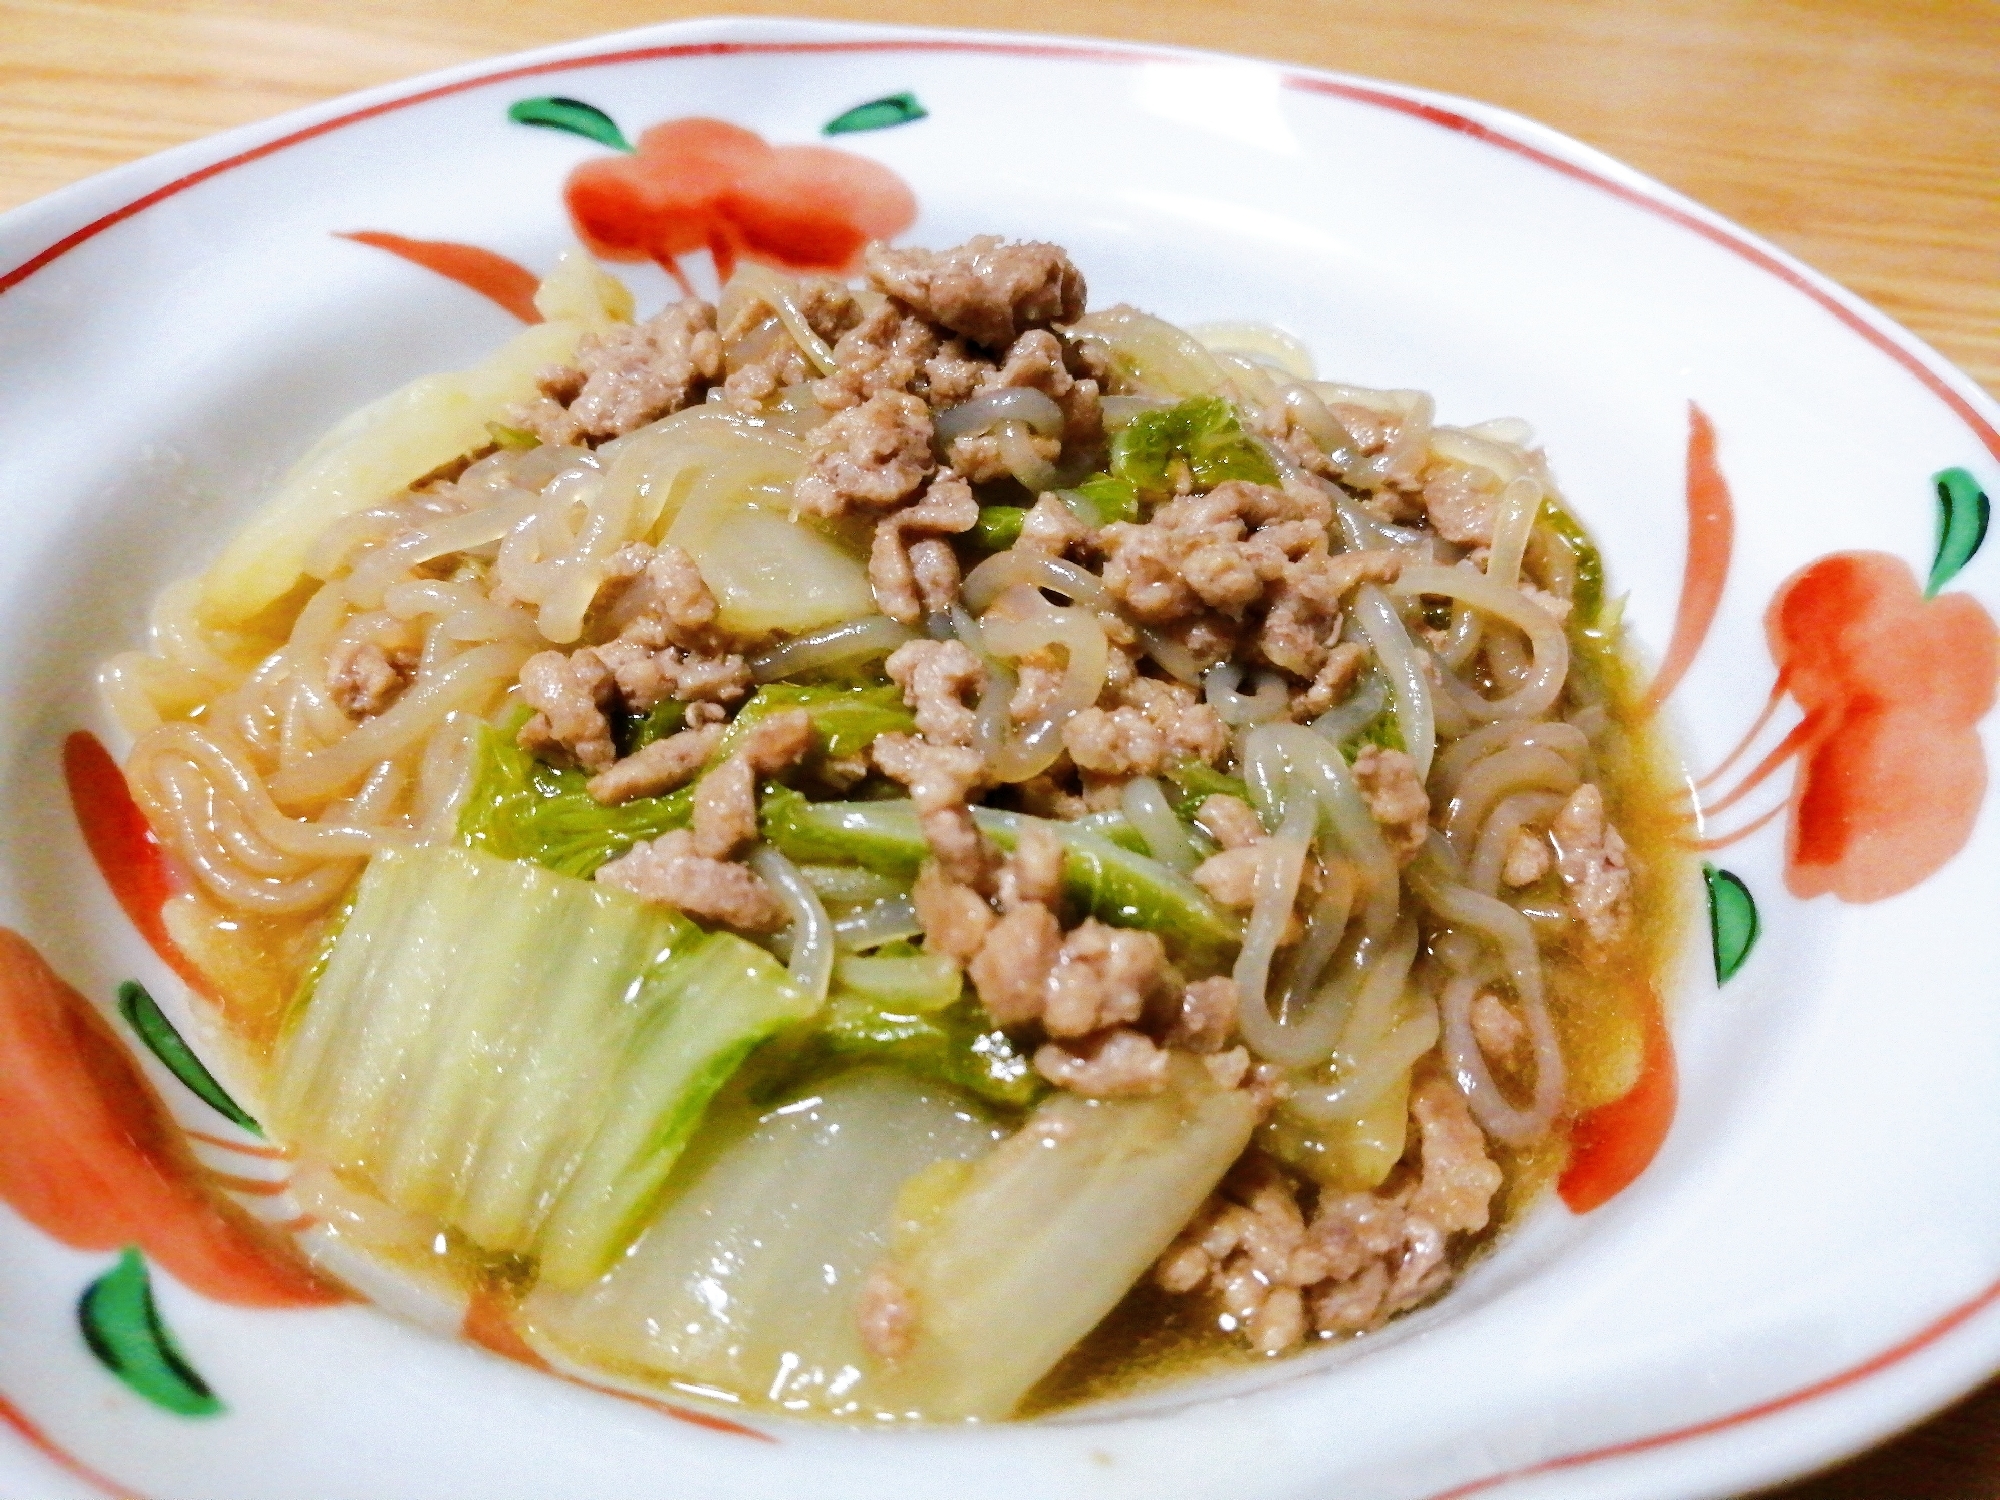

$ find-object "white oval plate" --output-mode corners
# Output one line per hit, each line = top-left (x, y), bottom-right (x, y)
(1, 17), (1996, 1500)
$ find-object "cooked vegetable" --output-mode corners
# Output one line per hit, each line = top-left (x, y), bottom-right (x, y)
(1109, 395), (1279, 498)
(870, 1056), (1258, 1419)
(458, 718), (691, 879)
(766, 993), (1044, 1110)
(1060, 472), (1140, 526)
(271, 843), (818, 1288)
(715, 682), (915, 762)
(1162, 757), (1254, 821)
(971, 505), (1028, 551)
(523, 1068), (1002, 1417)
(198, 252), (630, 628)
(834, 951), (964, 1011)
(674, 504), (875, 635)
(760, 791), (1241, 966)
(1540, 499), (1604, 628)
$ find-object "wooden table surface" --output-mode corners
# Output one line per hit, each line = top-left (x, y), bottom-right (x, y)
(4, 1), (1997, 1494)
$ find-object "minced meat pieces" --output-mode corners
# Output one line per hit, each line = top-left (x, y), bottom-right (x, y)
(1032, 1028), (1169, 1098)
(1196, 793), (1267, 850)
(812, 301), (938, 410)
(1352, 745), (1430, 863)
(870, 732), (991, 887)
(595, 830), (786, 931)
(1551, 782), (1633, 942)
(996, 821), (1064, 911)
(1170, 976), (1240, 1053)
(527, 299), (725, 442)
(1502, 828), (1552, 887)
(586, 723), (724, 805)
(591, 640), (752, 711)
(794, 391), (936, 519)
(1292, 642), (1367, 720)
(1016, 493), (1094, 557)
(982, 328), (1103, 450)
(1191, 846), (1264, 910)
(967, 901), (1063, 1025)
(327, 638), (417, 720)
(913, 859), (996, 964)
(1041, 920), (1177, 1039)
(865, 236), (1086, 350)
(1062, 705), (1166, 777)
(868, 471), (979, 624)
(517, 648), (618, 772)
(691, 708), (813, 860)
(884, 637), (985, 747)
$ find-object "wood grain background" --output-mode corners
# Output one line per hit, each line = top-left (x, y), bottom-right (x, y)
(3, 1), (1997, 1494)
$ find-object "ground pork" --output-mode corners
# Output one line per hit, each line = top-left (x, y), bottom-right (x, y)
(1116, 675), (1230, 766)
(1042, 920), (1178, 1038)
(868, 471), (979, 624)
(519, 299), (725, 442)
(793, 390), (936, 519)
(810, 301), (943, 410)
(1291, 642), (1368, 721)
(583, 544), (752, 713)
(1195, 794), (1267, 850)
(1403, 1076), (1504, 1234)
(870, 732), (991, 887)
(856, 1263), (917, 1363)
(1033, 1028), (1170, 1098)
(982, 327), (1103, 449)
(691, 709), (814, 860)
(1502, 827), (1553, 887)
(607, 542), (725, 648)
(1169, 975), (1240, 1054)
(595, 829), (785, 931)
(586, 723), (724, 805)
(967, 901), (1064, 1025)
(1156, 1078), (1502, 1349)
(1016, 492), (1094, 556)
(1352, 745), (1431, 863)
(1062, 705), (1166, 777)
(912, 859), (996, 964)
(590, 640), (753, 711)
(1469, 989), (1530, 1076)
(327, 638), (417, 720)
(1191, 845), (1265, 910)
(884, 637), (985, 747)
(996, 821), (1064, 911)
(720, 346), (809, 413)
(1096, 479), (1388, 684)
(1420, 462), (1504, 547)
(865, 236), (1086, 351)
(1550, 783), (1633, 942)
(517, 648), (618, 771)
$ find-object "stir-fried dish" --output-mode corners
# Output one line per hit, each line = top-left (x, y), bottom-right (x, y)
(100, 236), (1684, 1420)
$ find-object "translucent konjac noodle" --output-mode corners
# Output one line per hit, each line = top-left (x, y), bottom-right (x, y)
(99, 235), (1688, 1422)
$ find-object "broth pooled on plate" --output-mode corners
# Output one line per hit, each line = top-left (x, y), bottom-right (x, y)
(100, 235), (1685, 1421)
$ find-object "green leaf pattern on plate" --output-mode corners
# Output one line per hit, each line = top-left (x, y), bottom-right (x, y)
(118, 980), (262, 1135)
(78, 1248), (223, 1417)
(1703, 865), (1760, 984)
(1927, 467), (1990, 597)
(508, 96), (635, 152)
(823, 92), (928, 135)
